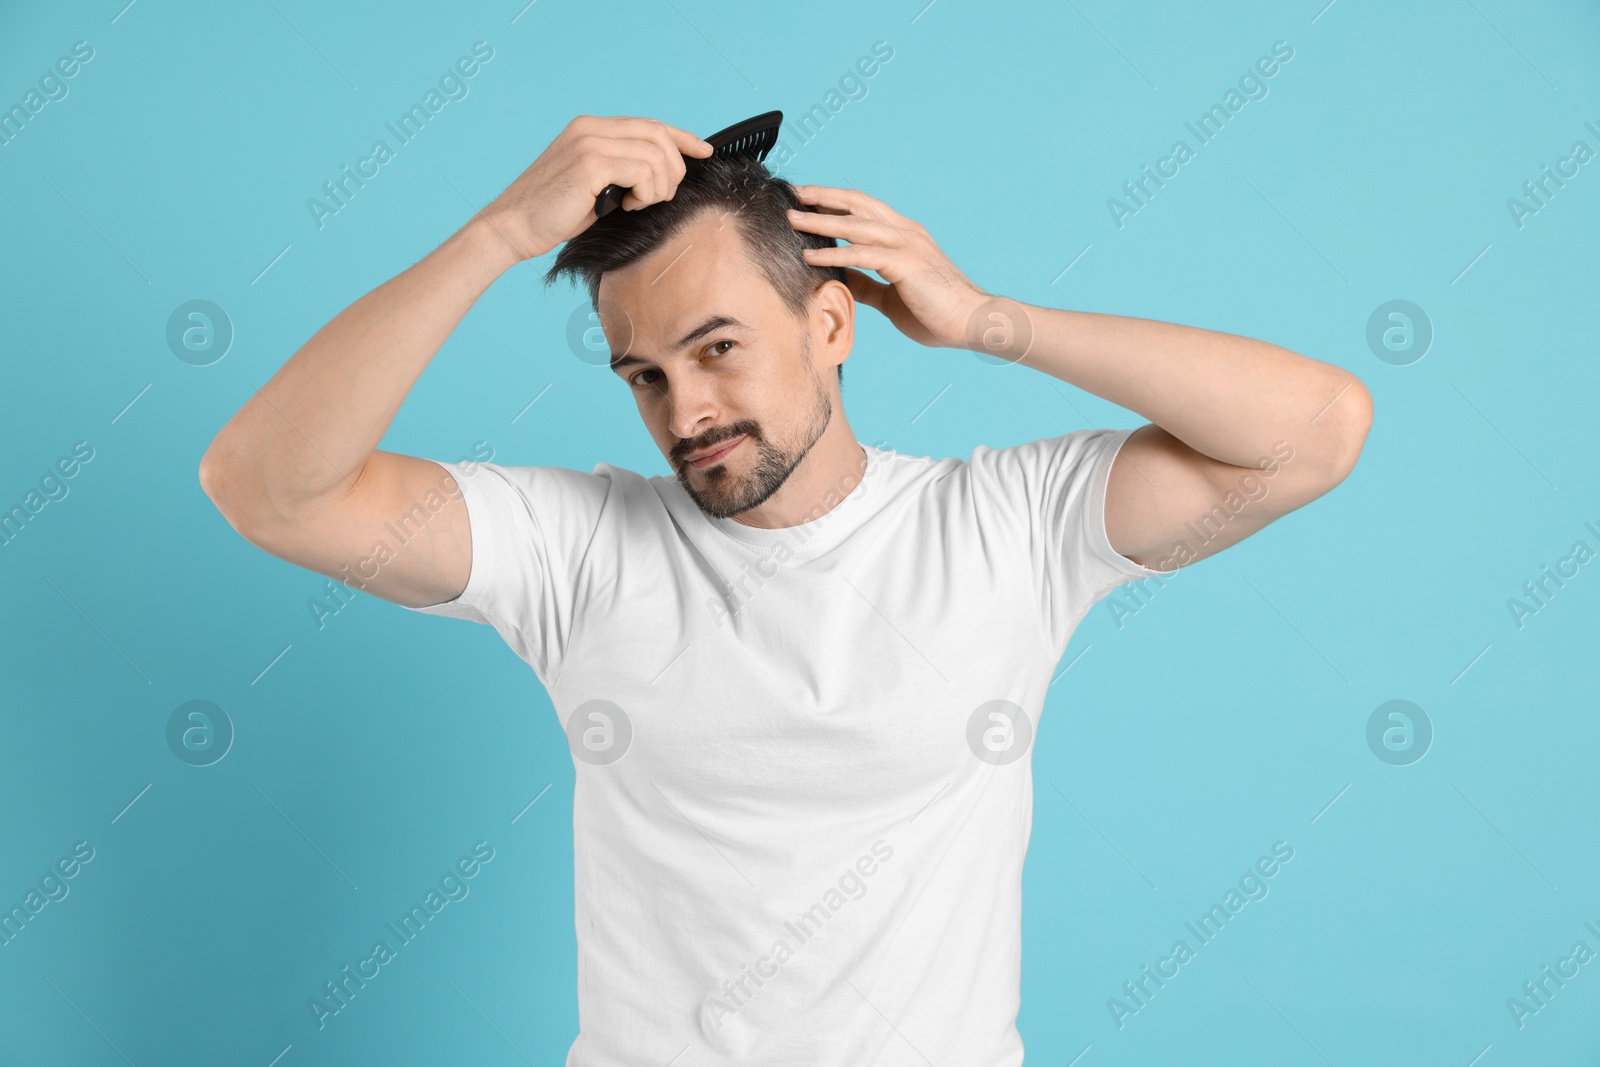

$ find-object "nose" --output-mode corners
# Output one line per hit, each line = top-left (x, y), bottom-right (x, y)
(665, 374), (723, 443)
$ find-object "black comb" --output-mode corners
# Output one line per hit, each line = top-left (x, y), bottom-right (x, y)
(593, 110), (783, 218)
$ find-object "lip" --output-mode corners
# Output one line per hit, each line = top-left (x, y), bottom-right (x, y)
(687, 435), (746, 468)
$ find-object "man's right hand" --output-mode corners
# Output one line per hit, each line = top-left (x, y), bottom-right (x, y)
(483, 115), (714, 263)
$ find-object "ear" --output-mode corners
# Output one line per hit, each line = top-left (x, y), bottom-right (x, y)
(812, 278), (855, 365)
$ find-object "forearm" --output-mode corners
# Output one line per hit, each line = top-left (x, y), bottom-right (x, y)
(201, 214), (520, 520)
(1004, 304), (1368, 476)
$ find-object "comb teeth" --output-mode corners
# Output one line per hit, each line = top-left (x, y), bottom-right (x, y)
(704, 110), (782, 160)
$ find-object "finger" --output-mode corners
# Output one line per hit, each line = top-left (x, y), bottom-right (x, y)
(637, 134), (678, 206)
(604, 115), (714, 158)
(840, 267), (889, 311)
(588, 147), (666, 209)
(595, 136), (680, 207)
(793, 184), (898, 223)
(635, 119), (691, 189)
(792, 186), (852, 216)
(665, 123), (716, 158)
(802, 244), (899, 274)
(802, 202), (939, 276)
(787, 208), (902, 247)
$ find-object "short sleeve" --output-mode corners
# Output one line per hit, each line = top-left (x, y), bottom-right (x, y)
(967, 427), (1176, 654)
(401, 458), (609, 686)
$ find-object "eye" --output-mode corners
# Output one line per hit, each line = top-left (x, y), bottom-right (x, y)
(628, 341), (736, 388)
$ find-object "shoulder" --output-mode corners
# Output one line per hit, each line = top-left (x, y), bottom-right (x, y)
(436, 459), (647, 541)
(961, 428), (1125, 493)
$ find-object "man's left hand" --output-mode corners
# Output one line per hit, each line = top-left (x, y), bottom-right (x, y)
(787, 185), (991, 350)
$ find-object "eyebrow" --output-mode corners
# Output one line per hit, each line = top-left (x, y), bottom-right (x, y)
(609, 314), (751, 375)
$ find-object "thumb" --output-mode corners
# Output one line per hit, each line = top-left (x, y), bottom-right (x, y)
(841, 267), (889, 311)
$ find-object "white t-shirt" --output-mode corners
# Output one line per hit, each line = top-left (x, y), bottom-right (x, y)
(404, 426), (1169, 1066)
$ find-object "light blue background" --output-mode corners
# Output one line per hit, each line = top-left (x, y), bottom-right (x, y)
(3, 0), (1598, 1063)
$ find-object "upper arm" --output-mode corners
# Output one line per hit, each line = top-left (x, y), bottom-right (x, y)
(204, 449), (474, 610)
(1105, 406), (1368, 572)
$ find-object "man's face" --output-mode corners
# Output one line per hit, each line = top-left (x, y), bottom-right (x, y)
(600, 209), (846, 521)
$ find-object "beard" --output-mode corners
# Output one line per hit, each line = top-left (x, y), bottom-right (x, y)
(676, 360), (833, 522)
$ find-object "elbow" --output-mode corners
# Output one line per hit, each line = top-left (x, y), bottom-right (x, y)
(1321, 375), (1374, 487)
(198, 439), (252, 524)
(198, 439), (232, 506)
(197, 452), (238, 528)
(197, 450), (220, 501)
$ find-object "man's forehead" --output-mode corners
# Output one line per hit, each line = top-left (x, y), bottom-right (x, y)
(606, 215), (752, 297)
(603, 257), (769, 330)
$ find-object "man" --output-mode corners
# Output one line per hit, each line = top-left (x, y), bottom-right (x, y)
(200, 114), (1372, 1064)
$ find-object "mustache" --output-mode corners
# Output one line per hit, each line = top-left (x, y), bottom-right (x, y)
(678, 427), (756, 461)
